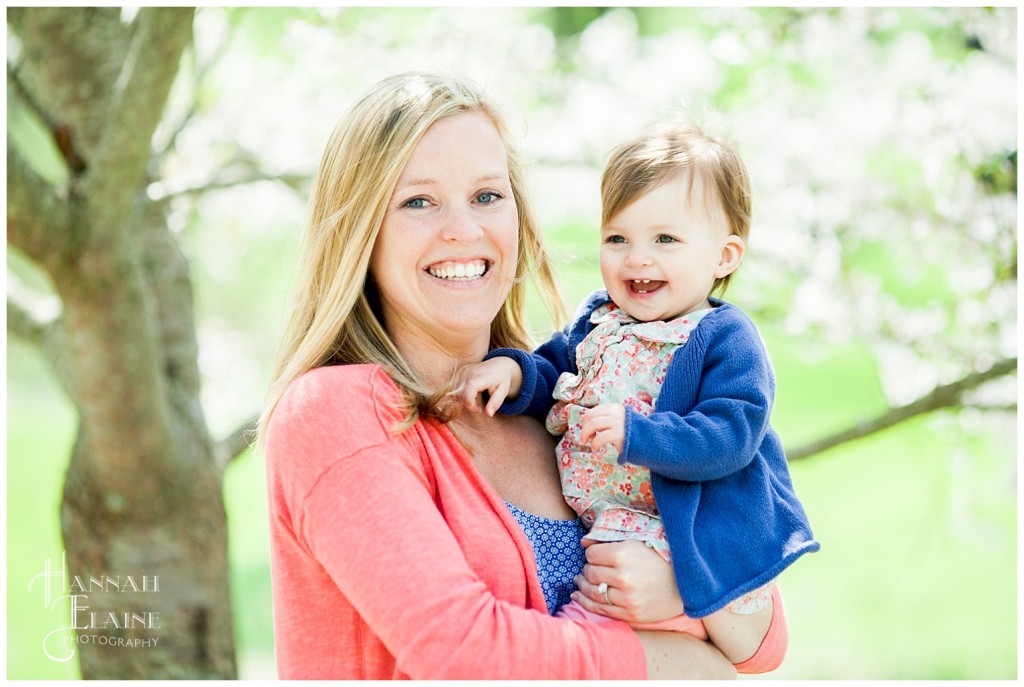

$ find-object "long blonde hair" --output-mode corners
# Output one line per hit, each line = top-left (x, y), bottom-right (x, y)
(258, 73), (565, 442)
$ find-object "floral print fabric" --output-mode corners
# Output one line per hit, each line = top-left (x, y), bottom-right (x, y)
(546, 302), (711, 562)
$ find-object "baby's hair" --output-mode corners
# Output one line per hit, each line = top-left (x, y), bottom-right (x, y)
(601, 121), (751, 296)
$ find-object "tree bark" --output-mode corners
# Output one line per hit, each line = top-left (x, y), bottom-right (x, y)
(8, 7), (237, 678)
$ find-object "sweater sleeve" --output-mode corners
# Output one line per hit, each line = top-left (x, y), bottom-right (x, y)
(487, 331), (575, 419)
(489, 290), (609, 418)
(266, 366), (646, 679)
(620, 310), (774, 482)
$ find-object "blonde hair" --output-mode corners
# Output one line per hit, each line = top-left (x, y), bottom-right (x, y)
(258, 73), (565, 443)
(601, 121), (751, 296)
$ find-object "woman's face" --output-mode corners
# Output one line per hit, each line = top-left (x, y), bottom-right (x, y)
(370, 111), (519, 355)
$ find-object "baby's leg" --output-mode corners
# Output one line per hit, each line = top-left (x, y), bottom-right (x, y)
(628, 613), (709, 639)
(557, 600), (709, 640)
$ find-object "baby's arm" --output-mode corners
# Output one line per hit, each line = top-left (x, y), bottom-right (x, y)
(473, 333), (576, 419)
(619, 313), (774, 481)
(453, 357), (523, 416)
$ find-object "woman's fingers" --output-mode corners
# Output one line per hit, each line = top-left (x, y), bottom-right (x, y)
(571, 575), (627, 621)
(581, 540), (683, 622)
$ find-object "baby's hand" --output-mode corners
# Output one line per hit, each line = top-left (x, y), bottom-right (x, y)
(452, 357), (522, 416)
(579, 403), (626, 453)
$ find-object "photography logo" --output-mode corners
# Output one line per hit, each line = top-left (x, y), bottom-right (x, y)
(29, 552), (162, 663)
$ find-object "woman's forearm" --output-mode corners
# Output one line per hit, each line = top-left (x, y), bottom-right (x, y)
(636, 631), (736, 679)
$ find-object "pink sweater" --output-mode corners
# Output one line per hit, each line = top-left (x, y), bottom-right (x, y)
(264, 364), (648, 679)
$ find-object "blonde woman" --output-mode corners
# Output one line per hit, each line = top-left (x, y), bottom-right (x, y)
(259, 73), (744, 679)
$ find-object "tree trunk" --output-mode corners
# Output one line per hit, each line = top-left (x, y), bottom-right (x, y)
(7, 7), (238, 678)
(62, 429), (235, 679)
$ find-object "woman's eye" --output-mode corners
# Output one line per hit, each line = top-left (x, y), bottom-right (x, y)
(476, 191), (502, 204)
(656, 234), (679, 244)
(403, 197), (430, 209)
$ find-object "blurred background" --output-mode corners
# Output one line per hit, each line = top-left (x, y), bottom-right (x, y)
(7, 6), (1016, 680)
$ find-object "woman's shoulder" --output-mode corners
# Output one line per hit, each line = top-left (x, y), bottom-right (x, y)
(279, 363), (399, 407)
(266, 364), (406, 462)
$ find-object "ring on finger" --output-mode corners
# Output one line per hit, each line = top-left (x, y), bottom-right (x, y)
(597, 581), (612, 605)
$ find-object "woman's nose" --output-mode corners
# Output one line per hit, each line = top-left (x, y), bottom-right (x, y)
(441, 204), (484, 242)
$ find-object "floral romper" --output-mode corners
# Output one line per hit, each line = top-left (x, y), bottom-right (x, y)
(547, 302), (770, 615)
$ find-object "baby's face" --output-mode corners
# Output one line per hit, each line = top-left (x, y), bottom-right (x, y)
(600, 175), (743, 322)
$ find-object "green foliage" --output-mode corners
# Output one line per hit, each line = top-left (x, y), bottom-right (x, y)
(974, 150), (1017, 196)
(533, 6), (610, 37)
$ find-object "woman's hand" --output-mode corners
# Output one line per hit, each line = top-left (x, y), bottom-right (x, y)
(570, 539), (684, 623)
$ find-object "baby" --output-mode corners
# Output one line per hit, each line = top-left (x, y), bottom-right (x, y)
(456, 121), (818, 666)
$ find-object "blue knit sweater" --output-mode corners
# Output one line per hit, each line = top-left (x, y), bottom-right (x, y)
(487, 290), (819, 617)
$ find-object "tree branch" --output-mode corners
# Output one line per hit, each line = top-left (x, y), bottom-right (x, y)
(156, 21), (238, 158)
(148, 170), (307, 203)
(787, 357), (1018, 460)
(215, 415), (258, 473)
(6, 142), (75, 272)
(84, 7), (195, 242)
(11, 8), (134, 162)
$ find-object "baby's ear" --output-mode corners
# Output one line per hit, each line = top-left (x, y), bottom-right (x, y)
(715, 235), (746, 278)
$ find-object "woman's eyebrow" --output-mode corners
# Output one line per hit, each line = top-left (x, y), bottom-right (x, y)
(397, 173), (509, 190)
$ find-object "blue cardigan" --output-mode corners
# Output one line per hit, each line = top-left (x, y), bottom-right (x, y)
(488, 290), (819, 617)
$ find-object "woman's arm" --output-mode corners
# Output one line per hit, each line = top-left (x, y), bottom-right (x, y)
(637, 631), (736, 680)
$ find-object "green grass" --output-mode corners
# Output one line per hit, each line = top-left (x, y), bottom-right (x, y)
(7, 269), (1016, 680)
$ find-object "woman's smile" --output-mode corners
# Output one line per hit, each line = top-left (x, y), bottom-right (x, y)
(426, 258), (491, 282)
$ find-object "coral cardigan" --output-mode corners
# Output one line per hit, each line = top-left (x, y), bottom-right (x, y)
(263, 364), (647, 679)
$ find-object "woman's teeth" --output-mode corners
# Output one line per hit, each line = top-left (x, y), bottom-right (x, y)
(428, 260), (488, 281)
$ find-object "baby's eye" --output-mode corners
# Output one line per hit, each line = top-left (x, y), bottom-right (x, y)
(402, 197), (430, 209)
(476, 191), (503, 204)
(655, 234), (679, 244)
(605, 235), (627, 244)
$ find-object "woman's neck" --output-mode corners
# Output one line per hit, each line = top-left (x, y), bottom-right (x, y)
(389, 324), (490, 391)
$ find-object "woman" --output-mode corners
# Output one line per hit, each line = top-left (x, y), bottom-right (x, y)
(258, 72), (751, 679)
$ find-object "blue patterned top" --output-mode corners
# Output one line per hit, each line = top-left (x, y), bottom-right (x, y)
(506, 503), (587, 615)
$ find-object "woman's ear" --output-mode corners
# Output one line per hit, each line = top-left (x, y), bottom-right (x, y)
(715, 235), (746, 279)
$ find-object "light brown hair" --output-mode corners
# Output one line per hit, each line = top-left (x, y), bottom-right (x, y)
(601, 121), (751, 296)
